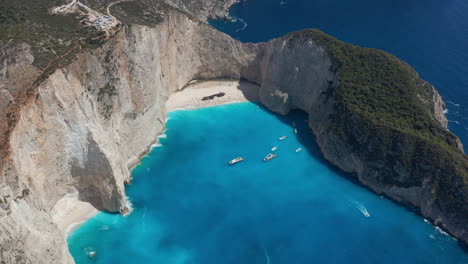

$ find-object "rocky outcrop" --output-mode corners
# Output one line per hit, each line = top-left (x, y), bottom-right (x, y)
(246, 30), (468, 245)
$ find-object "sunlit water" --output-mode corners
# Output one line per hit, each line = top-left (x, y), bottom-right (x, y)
(69, 0), (468, 262)
(68, 103), (467, 263)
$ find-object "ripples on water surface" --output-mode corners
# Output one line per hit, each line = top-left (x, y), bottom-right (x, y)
(68, 103), (468, 263)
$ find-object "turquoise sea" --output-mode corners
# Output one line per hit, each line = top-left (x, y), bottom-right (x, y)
(69, 0), (468, 262)
(68, 103), (468, 263)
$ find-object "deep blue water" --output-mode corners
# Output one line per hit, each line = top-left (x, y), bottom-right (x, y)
(210, 0), (468, 152)
(68, 103), (467, 263)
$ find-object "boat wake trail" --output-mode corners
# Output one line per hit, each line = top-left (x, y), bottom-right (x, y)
(449, 120), (468, 133)
(351, 200), (371, 217)
(234, 17), (248, 32)
(261, 244), (271, 264)
(447, 100), (461, 107)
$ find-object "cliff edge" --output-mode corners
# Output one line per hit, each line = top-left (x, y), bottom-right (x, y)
(0, 0), (467, 263)
(0, 0), (257, 263)
(246, 29), (468, 245)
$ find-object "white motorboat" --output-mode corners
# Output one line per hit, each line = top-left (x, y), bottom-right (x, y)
(229, 157), (244, 165)
(263, 153), (277, 161)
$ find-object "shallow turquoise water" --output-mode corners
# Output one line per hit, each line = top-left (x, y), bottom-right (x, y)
(68, 102), (467, 263)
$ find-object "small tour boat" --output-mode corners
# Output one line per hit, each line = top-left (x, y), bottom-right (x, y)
(263, 153), (277, 161)
(279, 136), (287, 140)
(294, 128), (298, 134)
(271, 146), (278, 151)
(296, 148), (302, 152)
(229, 157), (244, 165)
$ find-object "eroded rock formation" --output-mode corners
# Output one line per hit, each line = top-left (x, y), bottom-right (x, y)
(0, 7), (258, 263)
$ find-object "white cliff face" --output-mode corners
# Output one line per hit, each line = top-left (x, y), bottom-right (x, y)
(1, 3), (466, 263)
(250, 34), (338, 115)
(0, 10), (259, 263)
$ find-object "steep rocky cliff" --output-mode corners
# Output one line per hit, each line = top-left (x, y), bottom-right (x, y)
(247, 29), (468, 245)
(0, 1), (258, 262)
(0, 0), (467, 263)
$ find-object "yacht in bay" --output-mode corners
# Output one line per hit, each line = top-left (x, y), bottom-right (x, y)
(263, 153), (277, 161)
(229, 157), (244, 165)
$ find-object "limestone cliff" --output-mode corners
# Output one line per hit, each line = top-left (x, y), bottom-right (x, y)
(0, 7), (258, 263)
(1, 0), (467, 263)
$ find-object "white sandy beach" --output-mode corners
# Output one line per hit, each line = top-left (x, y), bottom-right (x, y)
(51, 196), (99, 238)
(166, 79), (260, 111)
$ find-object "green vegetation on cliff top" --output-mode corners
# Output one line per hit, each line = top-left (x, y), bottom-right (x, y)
(0, 0), (170, 70)
(303, 30), (460, 151)
(0, 0), (107, 69)
(299, 29), (467, 211)
(296, 30), (463, 155)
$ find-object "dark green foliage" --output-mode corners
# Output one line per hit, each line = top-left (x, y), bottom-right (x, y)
(110, 0), (170, 27)
(0, 0), (104, 69)
(298, 29), (464, 154)
(295, 29), (467, 218)
(80, 0), (172, 26)
(302, 30), (453, 147)
(0, 0), (172, 72)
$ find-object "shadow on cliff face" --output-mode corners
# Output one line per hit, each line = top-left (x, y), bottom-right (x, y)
(71, 134), (123, 212)
(236, 79), (260, 101)
(256, 104), (367, 186)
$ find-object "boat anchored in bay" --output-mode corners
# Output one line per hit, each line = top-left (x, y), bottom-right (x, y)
(263, 153), (277, 161)
(229, 157), (244, 165)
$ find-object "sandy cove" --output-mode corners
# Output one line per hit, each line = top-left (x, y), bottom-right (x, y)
(52, 196), (98, 238)
(52, 79), (259, 238)
(166, 79), (260, 111)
